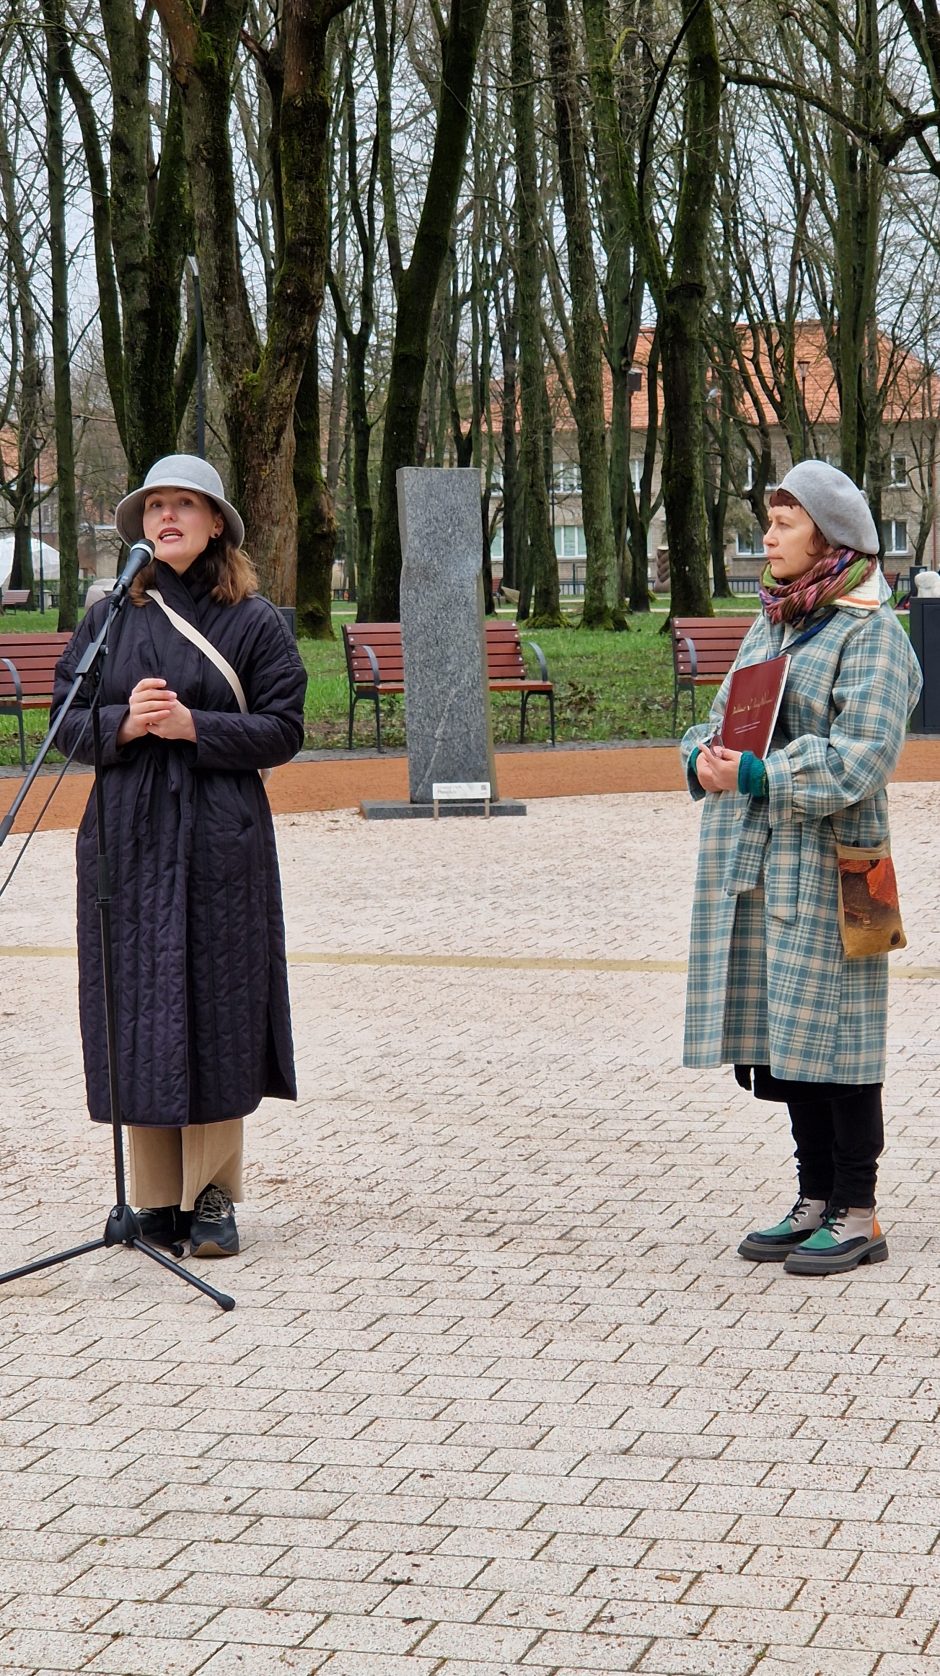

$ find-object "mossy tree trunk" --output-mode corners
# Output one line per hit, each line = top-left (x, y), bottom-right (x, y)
(510, 0), (561, 628)
(328, 19), (378, 617)
(545, 0), (622, 628)
(40, 0), (79, 630)
(155, 0), (347, 602)
(55, 0), (191, 480)
(827, 0), (883, 485)
(0, 98), (41, 599)
(294, 337), (336, 638)
(582, 0), (720, 617)
(369, 0), (490, 620)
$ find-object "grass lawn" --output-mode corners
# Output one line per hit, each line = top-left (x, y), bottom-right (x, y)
(0, 597), (758, 765)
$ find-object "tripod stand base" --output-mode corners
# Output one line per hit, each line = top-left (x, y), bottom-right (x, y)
(0, 1203), (235, 1311)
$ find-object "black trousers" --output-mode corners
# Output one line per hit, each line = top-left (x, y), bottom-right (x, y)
(736, 1065), (884, 1208)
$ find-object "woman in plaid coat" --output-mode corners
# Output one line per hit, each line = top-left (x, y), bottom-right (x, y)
(681, 462), (921, 1276)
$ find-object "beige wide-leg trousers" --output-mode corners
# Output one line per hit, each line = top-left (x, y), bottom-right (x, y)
(126, 1119), (244, 1211)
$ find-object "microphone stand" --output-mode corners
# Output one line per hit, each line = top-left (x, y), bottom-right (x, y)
(0, 590), (234, 1311)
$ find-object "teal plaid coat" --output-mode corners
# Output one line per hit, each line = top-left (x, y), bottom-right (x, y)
(681, 602), (922, 1082)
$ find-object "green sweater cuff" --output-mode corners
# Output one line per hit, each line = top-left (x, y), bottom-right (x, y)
(738, 750), (768, 798)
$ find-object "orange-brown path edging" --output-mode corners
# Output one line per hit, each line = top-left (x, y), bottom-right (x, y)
(2, 738), (939, 834)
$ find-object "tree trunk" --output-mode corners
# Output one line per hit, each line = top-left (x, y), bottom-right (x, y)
(294, 334), (336, 638)
(349, 338), (375, 619)
(545, 0), (622, 627)
(659, 298), (712, 614)
(329, 22), (378, 616)
(88, 0), (191, 476)
(582, 0), (719, 617)
(510, 0), (562, 627)
(0, 104), (41, 599)
(499, 361), (519, 591)
(41, 0), (79, 630)
(707, 393), (733, 595)
(156, 0), (344, 603)
(626, 328), (660, 610)
(370, 0), (490, 619)
(829, 0), (882, 484)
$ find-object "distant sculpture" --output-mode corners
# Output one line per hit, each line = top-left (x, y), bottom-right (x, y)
(915, 569), (940, 598)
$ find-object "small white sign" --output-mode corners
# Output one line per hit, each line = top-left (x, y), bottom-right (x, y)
(432, 781), (491, 801)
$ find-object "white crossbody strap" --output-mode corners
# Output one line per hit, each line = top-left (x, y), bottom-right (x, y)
(146, 588), (248, 714)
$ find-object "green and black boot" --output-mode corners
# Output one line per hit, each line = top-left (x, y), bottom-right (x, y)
(737, 1195), (826, 1262)
(783, 1205), (887, 1275)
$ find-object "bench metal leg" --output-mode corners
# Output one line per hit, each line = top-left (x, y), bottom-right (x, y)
(672, 682), (695, 737)
(520, 692), (555, 744)
(349, 691), (384, 751)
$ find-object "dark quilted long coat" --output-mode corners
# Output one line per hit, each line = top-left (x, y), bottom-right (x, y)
(51, 559), (308, 1128)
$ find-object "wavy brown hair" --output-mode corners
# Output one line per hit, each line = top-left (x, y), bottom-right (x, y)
(129, 531), (259, 607)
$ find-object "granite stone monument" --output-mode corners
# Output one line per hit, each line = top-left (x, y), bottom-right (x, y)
(361, 466), (525, 818)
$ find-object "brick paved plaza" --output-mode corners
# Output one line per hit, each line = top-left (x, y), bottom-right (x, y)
(1, 781), (940, 1675)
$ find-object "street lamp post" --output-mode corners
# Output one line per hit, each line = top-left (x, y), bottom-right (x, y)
(797, 359), (810, 461)
(186, 255), (206, 458)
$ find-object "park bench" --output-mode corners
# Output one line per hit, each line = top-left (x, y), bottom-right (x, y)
(1, 589), (31, 612)
(671, 615), (755, 734)
(0, 632), (72, 769)
(343, 620), (556, 751)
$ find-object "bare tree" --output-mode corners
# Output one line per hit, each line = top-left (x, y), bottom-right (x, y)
(583, 0), (721, 615)
(544, 0), (621, 626)
(153, 0), (350, 607)
(0, 41), (44, 599)
(369, 0), (491, 619)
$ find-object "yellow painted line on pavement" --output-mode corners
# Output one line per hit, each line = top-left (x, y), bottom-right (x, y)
(3, 943), (940, 980)
(0, 945), (76, 960)
(7, 945), (938, 978)
(288, 950), (689, 974)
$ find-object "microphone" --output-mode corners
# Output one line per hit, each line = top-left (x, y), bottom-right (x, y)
(109, 538), (155, 603)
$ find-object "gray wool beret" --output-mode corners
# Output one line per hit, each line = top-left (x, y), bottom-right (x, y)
(777, 461), (879, 556)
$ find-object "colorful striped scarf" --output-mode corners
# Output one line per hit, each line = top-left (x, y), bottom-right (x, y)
(759, 547), (877, 626)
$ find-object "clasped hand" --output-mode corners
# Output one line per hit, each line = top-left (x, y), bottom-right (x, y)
(121, 677), (196, 744)
(695, 738), (742, 793)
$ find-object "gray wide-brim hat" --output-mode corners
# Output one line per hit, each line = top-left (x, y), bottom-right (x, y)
(114, 454), (245, 549)
(778, 460), (879, 556)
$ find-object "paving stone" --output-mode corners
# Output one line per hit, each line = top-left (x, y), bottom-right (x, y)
(1, 789), (939, 1673)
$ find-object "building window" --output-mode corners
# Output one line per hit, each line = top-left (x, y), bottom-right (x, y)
(554, 525), (587, 557)
(889, 453), (908, 487)
(490, 526), (503, 559)
(742, 456), (776, 492)
(553, 462), (582, 494)
(629, 458), (642, 493)
(884, 519), (908, 556)
(736, 525), (766, 557)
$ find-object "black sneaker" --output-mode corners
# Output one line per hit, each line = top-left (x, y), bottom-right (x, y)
(136, 1205), (192, 1250)
(190, 1185), (239, 1258)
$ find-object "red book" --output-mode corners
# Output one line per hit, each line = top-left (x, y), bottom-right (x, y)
(716, 653), (790, 757)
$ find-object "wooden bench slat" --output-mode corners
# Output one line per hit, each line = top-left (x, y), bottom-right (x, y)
(342, 620), (556, 750)
(671, 615), (755, 733)
(0, 631), (73, 767)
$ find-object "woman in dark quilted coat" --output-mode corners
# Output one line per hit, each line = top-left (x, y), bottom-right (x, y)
(52, 455), (307, 1258)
